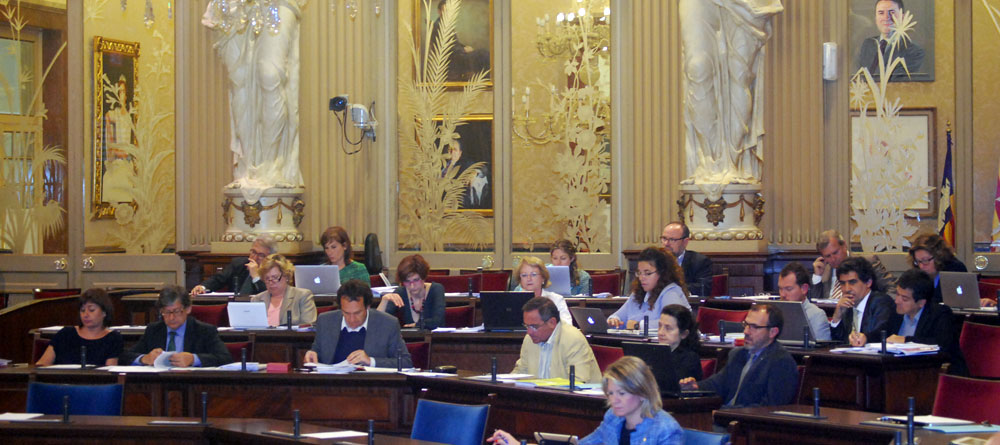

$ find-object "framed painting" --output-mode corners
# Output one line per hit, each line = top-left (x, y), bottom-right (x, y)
(850, 107), (937, 216)
(92, 36), (140, 219)
(849, 0), (934, 82)
(435, 114), (493, 215)
(416, 0), (493, 88)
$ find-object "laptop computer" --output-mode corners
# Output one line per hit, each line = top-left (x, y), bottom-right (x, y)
(546, 265), (572, 296)
(767, 301), (818, 347)
(227, 301), (270, 329)
(294, 265), (340, 295)
(570, 307), (609, 334)
(940, 271), (985, 310)
(620, 341), (715, 398)
(481, 291), (534, 332)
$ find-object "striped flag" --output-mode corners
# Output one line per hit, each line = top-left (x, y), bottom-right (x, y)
(937, 128), (955, 247)
(992, 159), (1000, 252)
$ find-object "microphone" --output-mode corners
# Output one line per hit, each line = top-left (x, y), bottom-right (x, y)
(881, 330), (887, 354)
(80, 345), (87, 369)
(569, 365), (575, 392)
(62, 395), (70, 424)
(241, 347), (247, 371)
(803, 326), (811, 349)
(286, 310), (293, 330)
(643, 315), (649, 337)
(491, 356), (498, 384)
(468, 276), (475, 297)
(906, 397), (915, 445)
(396, 347), (403, 372)
(368, 419), (375, 445)
(201, 391), (209, 424)
(293, 409), (301, 439)
(813, 387), (821, 417)
(719, 320), (726, 343)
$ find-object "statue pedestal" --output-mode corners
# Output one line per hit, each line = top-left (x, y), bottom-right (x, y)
(210, 187), (312, 254)
(678, 183), (766, 253)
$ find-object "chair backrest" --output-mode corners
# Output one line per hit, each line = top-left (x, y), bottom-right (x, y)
(33, 288), (81, 299)
(32, 337), (50, 364)
(977, 281), (1000, 304)
(428, 269), (451, 276)
(411, 399), (490, 445)
(26, 382), (123, 415)
(710, 274), (729, 297)
(363, 232), (383, 275)
(683, 428), (729, 445)
(370, 274), (388, 287)
(316, 304), (336, 315)
(590, 345), (624, 373)
(445, 304), (476, 328)
(406, 342), (429, 370)
(591, 273), (623, 296)
(427, 274), (480, 293)
(696, 307), (748, 335)
(225, 341), (253, 363)
(480, 271), (512, 292)
(699, 358), (717, 379)
(932, 374), (1000, 424)
(190, 303), (228, 327)
(959, 321), (1000, 378)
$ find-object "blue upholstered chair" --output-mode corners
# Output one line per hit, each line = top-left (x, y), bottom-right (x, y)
(683, 428), (729, 445)
(26, 382), (123, 416)
(411, 399), (489, 445)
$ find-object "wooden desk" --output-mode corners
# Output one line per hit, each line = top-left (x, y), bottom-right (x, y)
(714, 405), (996, 445)
(0, 415), (441, 444)
(409, 375), (722, 435)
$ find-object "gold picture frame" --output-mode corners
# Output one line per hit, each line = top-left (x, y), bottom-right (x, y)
(432, 114), (494, 216)
(92, 36), (140, 219)
(415, 0), (494, 90)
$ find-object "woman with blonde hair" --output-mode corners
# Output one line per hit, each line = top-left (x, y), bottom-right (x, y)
(251, 254), (317, 326)
(489, 356), (682, 444)
(513, 256), (572, 324)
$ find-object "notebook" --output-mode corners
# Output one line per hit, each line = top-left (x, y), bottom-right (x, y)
(939, 272), (983, 309)
(620, 341), (715, 397)
(294, 265), (340, 295)
(546, 265), (572, 296)
(227, 301), (270, 329)
(481, 291), (534, 332)
(768, 301), (818, 346)
(570, 307), (609, 334)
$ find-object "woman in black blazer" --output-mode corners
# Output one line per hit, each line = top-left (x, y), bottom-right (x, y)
(657, 304), (702, 381)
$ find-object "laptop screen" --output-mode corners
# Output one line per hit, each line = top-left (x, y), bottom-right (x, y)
(481, 291), (534, 331)
(227, 301), (269, 329)
(294, 265), (341, 295)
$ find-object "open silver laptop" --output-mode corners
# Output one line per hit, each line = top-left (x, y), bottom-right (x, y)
(546, 265), (572, 296)
(766, 301), (818, 346)
(227, 301), (270, 329)
(294, 265), (340, 295)
(940, 271), (984, 309)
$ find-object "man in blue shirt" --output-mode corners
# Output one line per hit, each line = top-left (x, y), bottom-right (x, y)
(120, 286), (231, 367)
(885, 269), (968, 375)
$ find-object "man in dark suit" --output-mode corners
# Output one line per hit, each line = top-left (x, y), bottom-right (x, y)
(809, 229), (896, 301)
(829, 257), (895, 346)
(304, 279), (412, 368)
(679, 304), (798, 408)
(661, 221), (713, 296)
(190, 236), (277, 296)
(855, 0), (925, 81)
(120, 286), (231, 367)
(885, 269), (968, 376)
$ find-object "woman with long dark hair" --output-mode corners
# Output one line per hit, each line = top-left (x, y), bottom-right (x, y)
(608, 247), (690, 331)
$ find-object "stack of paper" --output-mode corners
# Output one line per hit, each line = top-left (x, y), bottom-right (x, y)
(466, 373), (532, 383)
(831, 342), (940, 356)
(303, 361), (358, 374)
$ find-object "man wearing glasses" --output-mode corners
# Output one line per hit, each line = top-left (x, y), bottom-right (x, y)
(190, 236), (278, 296)
(121, 286), (231, 367)
(679, 304), (797, 408)
(661, 222), (713, 296)
(511, 297), (601, 383)
(809, 229), (895, 301)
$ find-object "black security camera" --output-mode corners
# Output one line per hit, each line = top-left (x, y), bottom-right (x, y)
(329, 96), (348, 112)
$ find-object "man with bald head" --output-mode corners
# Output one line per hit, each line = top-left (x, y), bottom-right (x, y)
(661, 222), (713, 296)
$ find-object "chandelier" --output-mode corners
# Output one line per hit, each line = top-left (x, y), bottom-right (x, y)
(512, 0), (611, 146)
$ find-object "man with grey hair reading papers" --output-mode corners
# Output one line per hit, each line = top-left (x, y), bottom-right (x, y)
(512, 297), (602, 383)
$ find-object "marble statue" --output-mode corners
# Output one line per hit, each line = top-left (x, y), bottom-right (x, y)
(680, 0), (782, 198)
(202, 0), (306, 204)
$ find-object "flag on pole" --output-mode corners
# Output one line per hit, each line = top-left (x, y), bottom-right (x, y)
(937, 127), (955, 247)
(991, 159), (1000, 252)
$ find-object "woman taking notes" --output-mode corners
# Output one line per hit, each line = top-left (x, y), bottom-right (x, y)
(377, 254), (446, 330)
(550, 239), (592, 296)
(513, 256), (573, 324)
(608, 247), (690, 331)
(36, 289), (123, 367)
(488, 356), (683, 445)
(251, 254), (317, 326)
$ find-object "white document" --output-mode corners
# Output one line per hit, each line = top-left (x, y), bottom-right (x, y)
(218, 362), (262, 371)
(199, 292), (235, 297)
(0, 413), (44, 421)
(303, 360), (358, 374)
(370, 286), (397, 296)
(153, 351), (177, 369)
(302, 431), (367, 439)
(361, 366), (411, 373)
(880, 415), (973, 426)
(468, 373), (533, 381)
(97, 366), (164, 373)
(399, 371), (456, 378)
(41, 364), (89, 370)
(39, 326), (64, 333)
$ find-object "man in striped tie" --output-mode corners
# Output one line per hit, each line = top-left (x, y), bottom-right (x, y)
(809, 230), (897, 302)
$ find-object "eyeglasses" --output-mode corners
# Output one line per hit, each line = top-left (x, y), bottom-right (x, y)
(913, 257), (935, 266)
(264, 274), (284, 284)
(636, 270), (658, 278)
(660, 236), (686, 243)
(523, 322), (546, 331)
(403, 277), (424, 285)
(249, 249), (269, 258)
(160, 308), (185, 317)
(519, 272), (540, 279)
(742, 321), (773, 330)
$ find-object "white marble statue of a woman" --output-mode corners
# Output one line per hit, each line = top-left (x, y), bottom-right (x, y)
(680, 0), (782, 198)
(202, 0), (306, 204)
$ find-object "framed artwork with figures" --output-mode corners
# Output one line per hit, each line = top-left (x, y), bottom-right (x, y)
(849, 0), (934, 82)
(92, 36), (140, 219)
(435, 114), (493, 214)
(415, 0), (493, 88)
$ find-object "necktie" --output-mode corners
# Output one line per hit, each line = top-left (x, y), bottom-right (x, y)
(854, 307), (862, 333)
(729, 352), (757, 406)
(831, 278), (843, 301)
(167, 331), (177, 352)
(879, 39), (887, 55)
